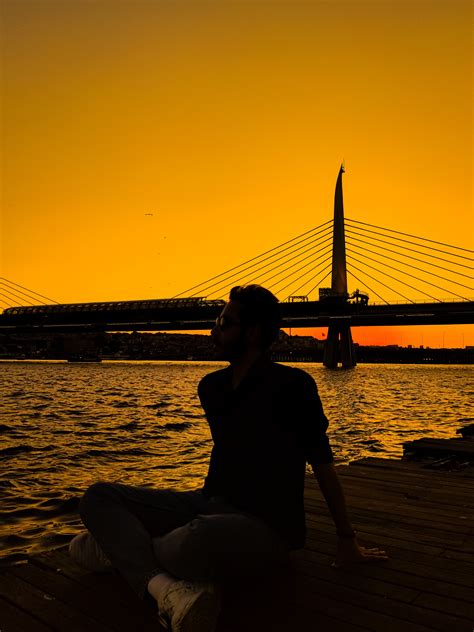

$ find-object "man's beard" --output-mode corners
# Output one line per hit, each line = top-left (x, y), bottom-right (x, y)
(213, 334), (247, 362)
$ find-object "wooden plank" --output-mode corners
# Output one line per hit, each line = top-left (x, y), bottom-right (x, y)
(33, 549), (371, 632)
(292, 552), (418, 602)
(293, 547), (474, 604)
(305, 516), (474, 575)
(307, 508), (474, 556)
(306, 502), (470, 549)
(336, 472), (474, 507)
(350, 457), (430, 471)
(0, 571), (113, 631)
(307, 508), (474, 563)
(294, 549), (474, 631)
(330, 468), (474, 506)
(0, 595), (53, 632)
(305, 484), (474, 526)
(306, 504), (472, 548)
(346, 458), (474, 483)
(9, 558), (160, 632)
(308, 496), (472, 537)
(219, 573), (371, 632)
(293, 558), (474, 626)
(351, 455), (474, 468)
(318, 465), (470, 494)
(441, 546), (474, 566)
(28, 548), (371, 632)
(412, 590), (474, 623)
(335, 466), (474, 500)
(2, 458), (474, 632)
(217, 602), (369, 632)
(305, 500), (473, 552)
(304, 522), (474, 589)
(403, 438), (474, 458)
(284, 571), (449, 632)
(30, 546), (115, 590)
(305, 494), (473, 541)
(29, 547), (161, 630)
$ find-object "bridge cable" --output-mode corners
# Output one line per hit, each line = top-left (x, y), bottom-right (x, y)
(0, 288), (38, 306)
(345, 218), (474, 257)
(346, 261), (414, 303)
(347, 252), (469, 301)
(303, 267), (334, 299)
(196, 228), (333, 298)
(204, 231), (332, 299)
(266, 253), (333, 295)
(345, 228), (474, 270)
(255, 248), (332, 293)
(213, 249), (332, 300)
(278, 259), (331, 300)
(0, 297), (14, 308)
(240, 244), (332, 294)
(0, 283), (48, 306)
(191, 225), (333, 298)
(345, 237), (474, 282)
(345, 226), (474, 270)
(282, 262), (333, 301)
(346, 254), (443, 302)
(345, 225), (474, 269)
(346, 247), (474, 294)
(213, 252), (333, 301)
(0, 278), (60, 304)
(346, 270), (389, 304)
(173, 219), (333, 298)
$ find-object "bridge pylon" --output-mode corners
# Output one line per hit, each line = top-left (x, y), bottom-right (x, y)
(322, 165), (357, 369)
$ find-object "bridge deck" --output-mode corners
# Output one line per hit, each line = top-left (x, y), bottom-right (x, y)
(1, 458), (474, 632)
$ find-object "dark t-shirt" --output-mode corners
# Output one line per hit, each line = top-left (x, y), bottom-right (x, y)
(198, 358), (334, 549)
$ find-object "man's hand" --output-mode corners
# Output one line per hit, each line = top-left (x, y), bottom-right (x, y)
(312, 463), (389, 568)
(331, 536), (389, 569)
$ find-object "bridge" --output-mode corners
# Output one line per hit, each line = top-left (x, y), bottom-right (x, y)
(1, 166), (473, 367)
(1, 298), (472, 332)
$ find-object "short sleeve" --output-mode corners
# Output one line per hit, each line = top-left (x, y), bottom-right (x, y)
(292, 370), (334, 467)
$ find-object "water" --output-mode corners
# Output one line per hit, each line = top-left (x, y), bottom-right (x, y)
(1, 360), (473, 566)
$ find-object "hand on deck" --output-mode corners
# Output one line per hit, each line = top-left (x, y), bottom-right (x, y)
(331, 537), (389, 569)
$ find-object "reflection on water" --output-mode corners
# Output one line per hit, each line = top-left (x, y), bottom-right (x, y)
(1, 360), (472, 565)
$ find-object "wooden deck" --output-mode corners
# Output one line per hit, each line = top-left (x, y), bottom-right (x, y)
(1, 457), (473, 631)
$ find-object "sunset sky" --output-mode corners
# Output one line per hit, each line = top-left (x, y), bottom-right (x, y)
(2, 0), (473, 347)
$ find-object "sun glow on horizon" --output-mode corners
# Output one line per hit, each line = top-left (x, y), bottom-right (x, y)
(2, 0), (472, 346)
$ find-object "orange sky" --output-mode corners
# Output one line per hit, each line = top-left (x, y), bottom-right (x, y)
(1, 0), (473, 347)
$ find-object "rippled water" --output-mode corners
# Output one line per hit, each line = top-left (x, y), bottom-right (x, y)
(1, 360), (473, 565)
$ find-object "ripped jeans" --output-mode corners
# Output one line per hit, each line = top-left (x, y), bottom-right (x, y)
(79, 482), (291, 599)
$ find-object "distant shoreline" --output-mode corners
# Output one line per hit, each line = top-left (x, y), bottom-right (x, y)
(1, 329), (473, 364)
(1, 356), (473, 366)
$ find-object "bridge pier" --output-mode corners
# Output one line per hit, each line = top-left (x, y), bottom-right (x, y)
(323, 324), (357, 369)
(320, 164), (357, 369)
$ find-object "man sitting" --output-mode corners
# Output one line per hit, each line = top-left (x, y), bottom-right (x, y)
(70, 284), (387, 631)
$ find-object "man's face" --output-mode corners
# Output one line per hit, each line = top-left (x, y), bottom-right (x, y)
(211, 300), (247, 361)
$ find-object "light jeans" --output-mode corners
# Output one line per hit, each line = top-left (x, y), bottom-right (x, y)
(79, 482), (291, 599)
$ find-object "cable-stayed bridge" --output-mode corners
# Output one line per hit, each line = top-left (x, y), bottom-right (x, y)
(1, 167), (473, 367)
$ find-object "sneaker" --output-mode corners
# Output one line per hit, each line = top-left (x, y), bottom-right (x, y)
(157, 579), (221, 632)
(68, 532), (113, 572)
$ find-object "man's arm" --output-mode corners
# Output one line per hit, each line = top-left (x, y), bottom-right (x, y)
(312, 461), (389, 567)
(293, 368), (387, 565)
(312, 462), (354, 535)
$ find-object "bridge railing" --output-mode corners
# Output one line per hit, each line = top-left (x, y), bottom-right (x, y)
(367, 297), (474, 306)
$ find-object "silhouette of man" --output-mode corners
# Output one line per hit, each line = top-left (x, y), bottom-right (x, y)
(72, 284), (387, 631)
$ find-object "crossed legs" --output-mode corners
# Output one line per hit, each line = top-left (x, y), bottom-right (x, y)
(77, 481), (290, 600)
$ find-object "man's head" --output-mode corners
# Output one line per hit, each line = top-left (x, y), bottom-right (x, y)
(212, 285), (281, 361)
